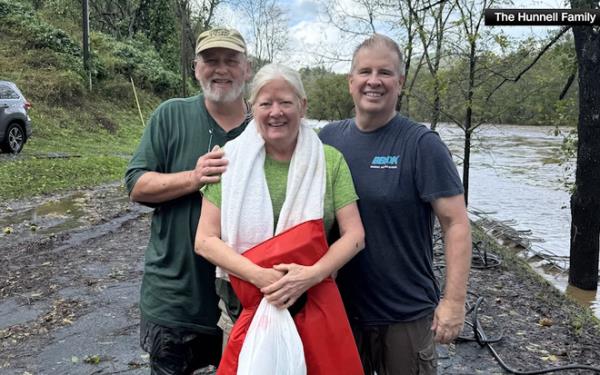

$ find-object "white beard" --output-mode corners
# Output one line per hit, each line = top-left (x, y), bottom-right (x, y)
(200, 79), (245, 103)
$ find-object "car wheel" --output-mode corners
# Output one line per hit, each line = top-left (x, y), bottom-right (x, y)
(1, 122), (25, 153)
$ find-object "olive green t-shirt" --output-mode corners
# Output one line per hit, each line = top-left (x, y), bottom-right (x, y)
(202, 145), (358, 235)
(124, 94), (249, 333)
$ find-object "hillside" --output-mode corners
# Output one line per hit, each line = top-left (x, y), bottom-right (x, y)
(0, 0), (190, 200)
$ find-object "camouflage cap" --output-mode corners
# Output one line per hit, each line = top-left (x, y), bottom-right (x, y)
(195, 27), (247, 54)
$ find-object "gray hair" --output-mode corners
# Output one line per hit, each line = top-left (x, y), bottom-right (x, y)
(249, 63), (307, 105)
(350, 34), (405, 76)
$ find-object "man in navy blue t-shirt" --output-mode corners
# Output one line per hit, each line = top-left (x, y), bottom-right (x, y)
(319, 34), (472, 375)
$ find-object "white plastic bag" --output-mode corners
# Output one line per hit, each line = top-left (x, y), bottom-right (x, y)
(237, 297), (307, 375)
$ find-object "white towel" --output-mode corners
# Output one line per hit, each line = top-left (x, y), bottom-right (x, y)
(217, 119), (325, 278)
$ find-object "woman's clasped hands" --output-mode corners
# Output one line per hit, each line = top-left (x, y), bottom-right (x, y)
(260, 263), (323, 309)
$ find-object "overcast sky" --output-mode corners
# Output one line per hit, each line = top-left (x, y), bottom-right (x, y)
(215, 0), (569, 72)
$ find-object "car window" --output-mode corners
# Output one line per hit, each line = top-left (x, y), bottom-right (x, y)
(0, 85), (20, 100)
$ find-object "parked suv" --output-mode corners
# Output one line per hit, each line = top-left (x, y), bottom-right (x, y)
(0, 80), (32, 153)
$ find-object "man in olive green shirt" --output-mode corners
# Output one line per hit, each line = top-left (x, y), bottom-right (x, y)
(125, 28), (251, 374)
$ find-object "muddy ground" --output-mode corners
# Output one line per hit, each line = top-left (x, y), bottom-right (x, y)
(1, 183), (599, 374)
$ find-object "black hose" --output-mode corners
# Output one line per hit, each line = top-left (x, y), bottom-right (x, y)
(471, 241), (502, 269)
(462, 296), (600, 374)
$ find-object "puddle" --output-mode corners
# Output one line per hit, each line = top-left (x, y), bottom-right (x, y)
(47, 208), (150, 255)
(0, 183), (141, 246)
(0, 192), (87, 235)
(532, 265), (600, 320)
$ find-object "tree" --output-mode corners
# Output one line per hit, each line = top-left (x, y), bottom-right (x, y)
(230, 0), (288, 67)
(175, 0), (221, 96)
(380, 0), (424, 115)
(88, 0), (141, 38)
(136, 0), (179, 67)
(302, 69), (354, 121)
(408, 0), (457, 130)
(568, 0), (600, 290)
(445, 0), (508, 205)
(323, 0), (427, 115)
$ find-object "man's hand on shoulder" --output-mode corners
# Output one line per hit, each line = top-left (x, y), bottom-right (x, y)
(431, 297), (465, 344)
(130, 145), (229, 204)
(192, 145), (228, 188)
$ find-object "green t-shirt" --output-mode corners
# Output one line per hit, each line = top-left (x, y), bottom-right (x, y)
(202, 145), (358, 235)
(124, 94), (249, 333)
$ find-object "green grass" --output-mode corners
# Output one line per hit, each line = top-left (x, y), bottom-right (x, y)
(0, 155), (127, 199)
(0, 93), (160, 200)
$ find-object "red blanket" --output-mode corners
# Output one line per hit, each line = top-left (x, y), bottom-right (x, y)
(217, 219), (363, 375)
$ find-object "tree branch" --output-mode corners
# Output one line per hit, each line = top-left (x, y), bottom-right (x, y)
(485, 26), (571, 101)
(559, 63), (578, 100)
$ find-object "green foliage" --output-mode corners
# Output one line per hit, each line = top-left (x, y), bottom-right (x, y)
(83, 354), (103, 365)
(409, 35), (579, 127)
(0, 0), (81, 57)
(556, 127), (577, 192)
(135, 0), (180, 68)
(92, 32), (181, 96)
(302, 67), (353, 121)
(308, 74), (354, 121)
(1, 0), (181, 98)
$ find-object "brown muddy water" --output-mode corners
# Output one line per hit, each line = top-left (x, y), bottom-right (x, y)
(436, 123), (599, 318)
(0, 183), (150, 249)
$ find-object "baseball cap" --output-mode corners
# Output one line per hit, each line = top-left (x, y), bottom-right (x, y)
(195, 27), (247, 54)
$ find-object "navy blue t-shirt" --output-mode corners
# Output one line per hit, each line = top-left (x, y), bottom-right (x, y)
(319, 115), (463, 325)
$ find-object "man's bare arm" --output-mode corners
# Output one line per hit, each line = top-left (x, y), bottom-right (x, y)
(130, 146), (227, 204)
(431, 194), (472, 344)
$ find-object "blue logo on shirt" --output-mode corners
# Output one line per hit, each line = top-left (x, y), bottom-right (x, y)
(370, 155), (399, 169)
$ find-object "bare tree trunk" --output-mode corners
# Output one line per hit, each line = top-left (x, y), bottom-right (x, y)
(568, 8), (600, 290)
(462, 126), (471, 206)
(176, 0), (190, 97)
(429, 6), (448, 131)
(180, 19), (188, 97)
(461, 38), (476, 207)
(430, 81), (441, 130)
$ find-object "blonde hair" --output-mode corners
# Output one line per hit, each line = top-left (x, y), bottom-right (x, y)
(350, 34), (405, 76)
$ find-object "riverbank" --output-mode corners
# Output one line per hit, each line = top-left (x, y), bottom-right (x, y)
(1, 183), (599, 374)
(438, 224), (600, 373)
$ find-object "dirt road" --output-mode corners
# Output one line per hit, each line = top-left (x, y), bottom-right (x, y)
(1, 184), (151, 374)
(1, 183), (599, 374)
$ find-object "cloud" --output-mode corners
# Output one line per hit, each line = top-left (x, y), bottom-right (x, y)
(284, 20), (354, 72)
(287, 0), (321, 23)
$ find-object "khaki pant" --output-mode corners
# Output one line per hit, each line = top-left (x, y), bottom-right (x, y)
(352, 314), (437, 375)
(217, 298), (235, 352)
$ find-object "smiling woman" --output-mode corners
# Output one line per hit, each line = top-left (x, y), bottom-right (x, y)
(195, 63), (366, 375)
(250, 65), (308, 161)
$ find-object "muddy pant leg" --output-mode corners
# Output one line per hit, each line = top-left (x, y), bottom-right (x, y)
(140, 317), (222, 375)
(187, 332), (222, 372)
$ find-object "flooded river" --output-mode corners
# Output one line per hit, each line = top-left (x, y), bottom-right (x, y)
(436, 123), (600, 318)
